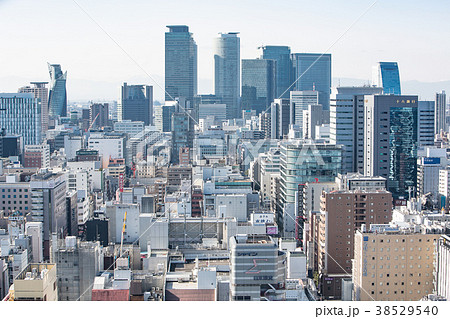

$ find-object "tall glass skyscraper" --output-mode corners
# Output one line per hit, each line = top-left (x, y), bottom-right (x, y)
(48, 63), (67, 118)
(364, 95), (418, 199)
(0, 93), (42, 145)
(241, 59), (276, 114)
(214, 32), (240, 119)
(19, 82), (49, 134)
(372, 62), (401, 95)
(261, 46), (292, 99)
(120, 83), (153, 126)
(291, 53), (331, 111)
(165, 25), (197, 103)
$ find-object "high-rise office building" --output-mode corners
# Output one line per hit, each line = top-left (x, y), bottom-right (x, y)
(372, 62), (401, 95)
(120, 83), (153, 126)
(30, 170), (67, 261)
(330, 86), (383, 173)
(171, 111), (194, 164)
(291, 53), (331, 111)
(290, 90), (319, 136)
(48, 63), (67, 118)
(165, 25), (197, 102)
(260, 45), (292, 99)
(154, 104), (176, 132)
(18, 82), (49, 134)
(364, 95), (418, 199)
(435, 90), (446, 134)
(418, 101), (435, 146)
(270, 98), (290, 139)
(241, 59), (276, 115)
(229, 234), (285, 301)
(0, 93), (42, 146)
(215, 32), (240, 119)
(90, 103), (109, 129)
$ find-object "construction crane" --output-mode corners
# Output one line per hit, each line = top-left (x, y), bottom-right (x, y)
(120, 211), (127, 255)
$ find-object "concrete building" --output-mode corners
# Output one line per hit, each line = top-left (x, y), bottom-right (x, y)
(18, 82), (49, 134)
(88, 132), (126, 168)
(25, 222), (43, 263)
(113, 120), (144, 137)
(316, 189), (393, 299)
(0, 175), (32, 215)
(330, 86), (383, 173)
(229, 235), (286, 301)
(417, 148), (447, 202)
(435, 91), (446, 134)
(30, 170), (67, 261)
(55, 237), (102, 301)
(418, 101), (435, 146)
(435, 234), (450, 300)
(302, 104), (323, 139)
(290, 90), (319, 136)
(13, 263), (57, 301)
(106, 203), (140, 244)
(23, 144), (50, 169)
(353, 225), (440, 301)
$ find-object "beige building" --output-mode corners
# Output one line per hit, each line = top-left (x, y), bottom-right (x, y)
(13, 263), (57, 301)
(353, 226), (440, 301)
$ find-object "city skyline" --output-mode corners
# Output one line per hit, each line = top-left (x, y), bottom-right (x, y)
(1, 0), (450, 101)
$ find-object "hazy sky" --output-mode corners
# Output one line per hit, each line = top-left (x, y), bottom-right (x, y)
(1, 0), (450, 101)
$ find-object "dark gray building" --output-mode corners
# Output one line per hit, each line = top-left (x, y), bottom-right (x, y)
(121, 83), (153, 126)
(364, 95), (418, 199)
(90, 103), (109, 129)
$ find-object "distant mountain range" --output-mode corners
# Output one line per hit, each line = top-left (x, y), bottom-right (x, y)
(1, 75), (448, 103)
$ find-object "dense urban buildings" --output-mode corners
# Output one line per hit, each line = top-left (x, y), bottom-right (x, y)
(1, 17), (449, 304)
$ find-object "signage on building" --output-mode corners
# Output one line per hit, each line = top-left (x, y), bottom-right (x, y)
(266, 225), (278, 235)
(423, 157), (440, 165)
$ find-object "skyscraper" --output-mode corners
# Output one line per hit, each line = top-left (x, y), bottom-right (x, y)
(364, 95), (418, 199)
(48, 63), (67, 118)
(120, 83), (153, 126)
(260, 45), (292, 99)
(165, 25), (197, 102)
(291, 53), (331, 111)
(290, 90), (319, 136)
(241, 59), (276, 114)
(418, 101), (435, 146)
(214, 32), (240, 119)
(0, 93), (42, 145)
(18, 82), (49, 134)
(330, 86), (383, 173)
(435, 90), (446, 134)
(372, 62), (401, 95)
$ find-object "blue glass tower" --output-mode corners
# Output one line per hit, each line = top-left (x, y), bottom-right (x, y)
(261, 46), (292, 99)
(48, 63), (67, 118)
(291, 53), (331, 110)
(372, 62), (401, 95)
